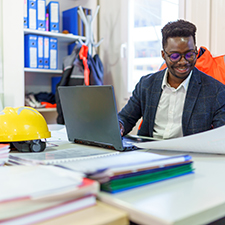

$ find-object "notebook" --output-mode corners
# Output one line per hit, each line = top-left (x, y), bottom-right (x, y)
(58, 85), (155, 151)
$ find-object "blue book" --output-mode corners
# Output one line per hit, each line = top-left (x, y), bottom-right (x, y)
(37, 0), (46, 31)
(24, 34), (38, 68)
(37, 36), (44, 69)
(27, 0), (37, 30)
(43, 36), (49, 69)
(24, 0), (28, 28)
(49, 38), (58, 70)
(46, 1), (59, 33)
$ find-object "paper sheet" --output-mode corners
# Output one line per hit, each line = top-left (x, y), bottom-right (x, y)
(135, 125), (225, 154)
(47, 126), (68, 142)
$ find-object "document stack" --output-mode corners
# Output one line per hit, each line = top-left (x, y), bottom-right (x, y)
(8, 149), (194, 193)
(24, 1), (59, 70)
(0, 144), (10, 166)
(24, 0), (59, 32)
(0, 165), (99, 224)
(56, 151), (194, 193)
(24, 34), (58, 70)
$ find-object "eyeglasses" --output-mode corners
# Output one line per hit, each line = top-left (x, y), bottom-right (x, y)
(164, 50), (198, 63)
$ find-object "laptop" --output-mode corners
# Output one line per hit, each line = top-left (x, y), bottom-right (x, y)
(58, 85), (154, 151)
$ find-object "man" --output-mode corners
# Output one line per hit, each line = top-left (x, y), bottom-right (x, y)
(118, 19), (225, 139)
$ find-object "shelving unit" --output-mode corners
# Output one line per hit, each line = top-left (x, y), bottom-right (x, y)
(24, 28), (86, 43)
(24, 68), (62, 73)
(24, 29), (86, 120)
(37, 108), (57, 112)
(2, 0), (97, 124)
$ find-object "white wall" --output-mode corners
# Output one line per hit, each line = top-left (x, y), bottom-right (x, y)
(98, 0), (129, 112)
(185, 0), (211, 50)
(2, 0), (24, 108)
(210, 0), (225, 56)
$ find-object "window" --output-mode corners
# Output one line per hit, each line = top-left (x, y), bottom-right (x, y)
(128, 0), (179, 92)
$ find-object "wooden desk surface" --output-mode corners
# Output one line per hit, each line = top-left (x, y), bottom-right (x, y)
(37, 201), (128, 225)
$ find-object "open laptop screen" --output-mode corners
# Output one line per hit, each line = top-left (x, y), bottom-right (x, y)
(58, 85), (125, 150)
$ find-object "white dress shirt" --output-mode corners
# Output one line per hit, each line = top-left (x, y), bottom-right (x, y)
(153, 69), (192, 140)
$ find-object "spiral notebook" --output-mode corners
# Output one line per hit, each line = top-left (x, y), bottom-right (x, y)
(8, 147), (120, 166)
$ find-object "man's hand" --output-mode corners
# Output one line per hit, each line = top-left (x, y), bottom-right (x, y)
(119, 122), (125, 136)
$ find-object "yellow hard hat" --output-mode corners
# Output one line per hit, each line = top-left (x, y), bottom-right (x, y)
(0, 106), (51, 142)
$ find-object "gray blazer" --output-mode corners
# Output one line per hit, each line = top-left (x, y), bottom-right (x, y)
(118, 67), (225, 137)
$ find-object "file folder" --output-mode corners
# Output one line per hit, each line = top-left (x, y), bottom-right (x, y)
(24, 34), (37, 68)
(24, 0), (28, 28)
(27, 0), (37, 30)
(37, 36), (44, 69)
(62, 6), (80, 35)
(47, 1), (59, 33)
(51, 76), (61, 94)
(49, 38), (58, 70)
(37, 0), (46, 31)
(43, 36), (49, 69)
(62, 6), (92, 36)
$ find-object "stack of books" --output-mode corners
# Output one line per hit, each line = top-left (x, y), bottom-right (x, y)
(56, 151), (194, 193)
(0, 144), (10, 166)
(0, 165), (99, 224)
(8, 149), (194, 194)
(89, 154), (193, 193)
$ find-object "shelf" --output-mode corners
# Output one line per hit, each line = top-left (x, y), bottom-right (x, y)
(24, 68), (62, 74)
(24, 29), (86, 43)
(37, 108), (57, 112)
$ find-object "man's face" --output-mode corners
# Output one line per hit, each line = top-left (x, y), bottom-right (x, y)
(161, 36), (197, 82)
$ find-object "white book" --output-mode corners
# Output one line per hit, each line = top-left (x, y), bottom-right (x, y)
(0, 165), (99, 224)
(0, 165), (83, 202)
(1, 195), (96, 225)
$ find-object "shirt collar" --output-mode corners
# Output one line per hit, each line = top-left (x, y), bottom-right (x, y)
(162, 68), (192, 91)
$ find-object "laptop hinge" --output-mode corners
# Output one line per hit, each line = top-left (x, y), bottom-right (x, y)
(74, 139), (116, 150)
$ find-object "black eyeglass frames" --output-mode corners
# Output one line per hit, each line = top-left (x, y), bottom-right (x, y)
(163, 50), (198, 63)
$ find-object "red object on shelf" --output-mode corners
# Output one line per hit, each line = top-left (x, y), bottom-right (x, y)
(41, 102), (57, 108)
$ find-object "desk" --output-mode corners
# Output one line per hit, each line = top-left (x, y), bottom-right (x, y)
(98, 150), (225, 225)
(46, 125), (225, 224)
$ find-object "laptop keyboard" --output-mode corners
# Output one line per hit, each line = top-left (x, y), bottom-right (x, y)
(122, 139), (140, 151)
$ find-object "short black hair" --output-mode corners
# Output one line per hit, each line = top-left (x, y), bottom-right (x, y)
(161, 19), (197, 49)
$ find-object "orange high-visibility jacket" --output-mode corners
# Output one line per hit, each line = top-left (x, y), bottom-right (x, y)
(160, 46), (225, 84)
